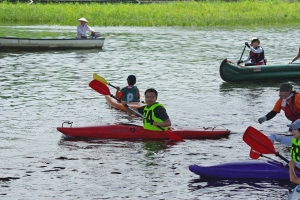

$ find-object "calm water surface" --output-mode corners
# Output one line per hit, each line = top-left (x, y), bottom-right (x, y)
(1, 25), (300, 199)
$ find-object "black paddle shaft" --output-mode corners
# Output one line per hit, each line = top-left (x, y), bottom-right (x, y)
(238, 45), (246, 64)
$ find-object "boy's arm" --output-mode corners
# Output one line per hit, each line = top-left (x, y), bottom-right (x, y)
(289, 160), (300, 184)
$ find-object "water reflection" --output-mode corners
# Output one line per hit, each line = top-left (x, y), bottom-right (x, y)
(58, 137), (173, 168)
(58, 136), (172, 151)
(188, 178), (293, 191)
(3, 25), (300, 199)
(143, 141), (167, 153)
(0, 47), (105, 54)
(188, 178), (293, 199)
(219, 80), (299, 92)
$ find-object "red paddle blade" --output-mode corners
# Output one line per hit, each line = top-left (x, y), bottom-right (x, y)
(249, 148), (261, 160)
(166, 130), (185, 142)
(89, 80), (110, 96)
(243, 126), (277, 155)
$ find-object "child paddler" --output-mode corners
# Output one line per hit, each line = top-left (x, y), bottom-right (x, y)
(288, 120), (300, 163)
(288, 119), (300, 184)
(122, 88), (171, 131)
(116, 75), (140, 102)
(238, 37), (266, 66)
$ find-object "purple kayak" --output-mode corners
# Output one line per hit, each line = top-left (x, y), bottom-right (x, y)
(189, 160), (300, 180)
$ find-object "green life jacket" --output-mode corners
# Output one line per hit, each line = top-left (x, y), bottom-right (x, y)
(290, 138), (300, 162)
(121, 86), (139, 102)
(143, 103), (168, 131)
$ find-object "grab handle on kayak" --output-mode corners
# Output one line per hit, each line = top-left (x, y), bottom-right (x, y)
(62, 121), (73, 127)
(203, 126), (216, 130)
(202, 126), (229, 131)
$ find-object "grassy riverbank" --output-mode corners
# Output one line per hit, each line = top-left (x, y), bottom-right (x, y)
(1, 0), (300, 27)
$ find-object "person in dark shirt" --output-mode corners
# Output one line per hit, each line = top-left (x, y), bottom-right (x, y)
(122, 88), (171, 131)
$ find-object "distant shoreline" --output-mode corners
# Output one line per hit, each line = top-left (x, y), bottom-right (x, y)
(1, 1), (300, 27)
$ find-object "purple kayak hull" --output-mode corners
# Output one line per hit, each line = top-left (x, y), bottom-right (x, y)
(189, 160), (300, 180)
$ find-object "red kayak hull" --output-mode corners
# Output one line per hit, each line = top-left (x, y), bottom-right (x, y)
(57, 123), (230, 140)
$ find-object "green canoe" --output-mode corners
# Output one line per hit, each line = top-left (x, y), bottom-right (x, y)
(219, 59), (300, 82)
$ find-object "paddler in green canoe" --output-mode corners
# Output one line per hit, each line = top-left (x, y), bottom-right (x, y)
(289, 47), (300, 64)
(237, 37), (266, 66)
(122, 88), (172, 131)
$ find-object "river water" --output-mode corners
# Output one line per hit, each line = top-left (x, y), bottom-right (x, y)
(1, 25), (300, 199)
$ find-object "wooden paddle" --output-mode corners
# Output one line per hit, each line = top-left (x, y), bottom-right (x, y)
(243, 126), (300, 170)
(93, 73), (118, 89)
(89, 79), (185, 142)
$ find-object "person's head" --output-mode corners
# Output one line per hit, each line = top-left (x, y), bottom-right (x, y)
(144, 88), (158, 105)
(127, 75), (136, 85)
(78, 17), (88, 26)
(287, 119), (300, 139)
(250, 37), (260, 48)
(279, 82), (293, 99)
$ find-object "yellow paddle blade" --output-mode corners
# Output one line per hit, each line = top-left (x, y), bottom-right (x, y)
(93, 73), (108, 85)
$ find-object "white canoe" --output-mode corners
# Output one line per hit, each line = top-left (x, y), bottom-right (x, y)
(0, 37), (105, 51)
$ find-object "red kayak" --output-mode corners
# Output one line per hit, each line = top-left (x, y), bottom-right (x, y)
(57, 122), (230, 140)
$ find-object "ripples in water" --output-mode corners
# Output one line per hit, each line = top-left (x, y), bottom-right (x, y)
(1, 25), (299, 199)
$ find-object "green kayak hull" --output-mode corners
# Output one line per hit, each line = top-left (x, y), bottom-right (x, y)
(219, 59), (300, 82)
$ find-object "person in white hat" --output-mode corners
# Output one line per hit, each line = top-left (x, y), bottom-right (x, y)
(76, 17), (95, 38)
(237, 37), (266, 66)
(121, 88), (172, 131)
